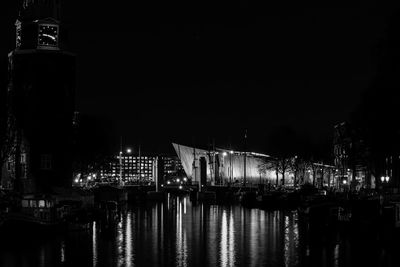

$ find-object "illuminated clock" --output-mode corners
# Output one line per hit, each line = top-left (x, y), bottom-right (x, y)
(38, 24), (59, 48)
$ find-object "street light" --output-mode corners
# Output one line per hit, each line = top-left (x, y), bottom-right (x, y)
(385, 176), (390, 182)
(126, 148), (132, 154)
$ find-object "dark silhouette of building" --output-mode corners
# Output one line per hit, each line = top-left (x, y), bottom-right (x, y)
(333, 122), (372, 190)
(2, 0), (75, 193)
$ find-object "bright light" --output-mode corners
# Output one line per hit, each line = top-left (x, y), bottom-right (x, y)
(87, 176), (92, 181)
(119, 151), (123, 154)
(176, 178), (180, 183)
(343, 180), (347, 184)
(74, 178), (79, 183)
(381, 176), (385, 182)
(183, 177), (187, 182)
(126, 148), (132, 154)
(167, 181), (171, 185)
(223, 152), (227, 156)
(179, 185), (183, 190)
(230, 150), (234, 154)
(161, 184), (164, 187)
(385, 176), (390, 182)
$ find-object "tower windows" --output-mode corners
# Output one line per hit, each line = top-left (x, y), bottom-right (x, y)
(40, 154), (52, 170)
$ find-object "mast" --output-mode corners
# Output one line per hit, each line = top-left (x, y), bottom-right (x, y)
(243, 129), (247, 187)
(119, 136), (123, 184)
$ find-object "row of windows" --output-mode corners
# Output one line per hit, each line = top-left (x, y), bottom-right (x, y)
(7, 154), (52, 172)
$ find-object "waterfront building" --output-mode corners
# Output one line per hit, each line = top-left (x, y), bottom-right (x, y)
(333, 122), (372, 189)
(98, 154), (183, 183)
(172, 143), (293, 186)
(1, 0), (75, 193)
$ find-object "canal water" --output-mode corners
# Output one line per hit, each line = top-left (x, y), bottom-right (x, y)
(1, 195), (399, 267)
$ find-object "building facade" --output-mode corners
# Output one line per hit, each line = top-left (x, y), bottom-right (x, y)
(98, 154), (183, 183)
(2, 0), (75, 193)
(333, 122), (372, 189)
(172, 143), (293, 186)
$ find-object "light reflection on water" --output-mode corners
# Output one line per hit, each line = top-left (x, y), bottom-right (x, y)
(0, 195), (397, 267)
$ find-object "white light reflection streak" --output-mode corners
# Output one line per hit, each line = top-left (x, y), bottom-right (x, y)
(220, 210), (228, 267)
(220, 208), (236, 267)
(249, 209), (258, 267)
(60, 239), (66, 263)
(228, 209), (235, 266)
(334, 244), (339, 267)
(92, 222), (97, 267)
(176, 197), (188, 267)
(126, 212), (132, 267)
(284, 215), (289, 267)
(117, 218), (124, 266)
(293, 212), (299, 265)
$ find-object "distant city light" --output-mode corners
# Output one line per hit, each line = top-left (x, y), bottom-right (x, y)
(179, 185), (183, 190)
(126, 148), (132, 154)
(176, 178), (180, 183)
(167, 181), (171, 185)
(183, 177), (187, 182)
(381, 176), (385, 182)
(74, 178), (79, 183)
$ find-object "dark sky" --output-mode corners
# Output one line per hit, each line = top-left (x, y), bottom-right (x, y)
(1, 1), (399, 155)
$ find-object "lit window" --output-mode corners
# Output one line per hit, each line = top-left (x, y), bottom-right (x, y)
(21, 153), (26, 164)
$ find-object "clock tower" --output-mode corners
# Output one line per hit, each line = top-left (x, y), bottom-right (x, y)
(6, 0), (75, 193)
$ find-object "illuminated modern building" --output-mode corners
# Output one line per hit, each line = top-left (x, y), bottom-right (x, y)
(172, 143), (293, 185)
(99, 154), (183, 182)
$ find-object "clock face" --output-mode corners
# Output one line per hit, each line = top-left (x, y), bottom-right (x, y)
(38, 24), (59, 47)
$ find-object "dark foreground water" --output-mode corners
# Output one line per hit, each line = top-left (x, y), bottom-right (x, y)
(1, 195), (400, 267)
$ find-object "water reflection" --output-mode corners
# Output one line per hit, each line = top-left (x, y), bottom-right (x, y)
(92, 222), (97, 267)
(1, 196), (399, 267)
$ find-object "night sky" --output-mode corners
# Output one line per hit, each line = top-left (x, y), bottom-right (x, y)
(1, 1), (399, 155)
